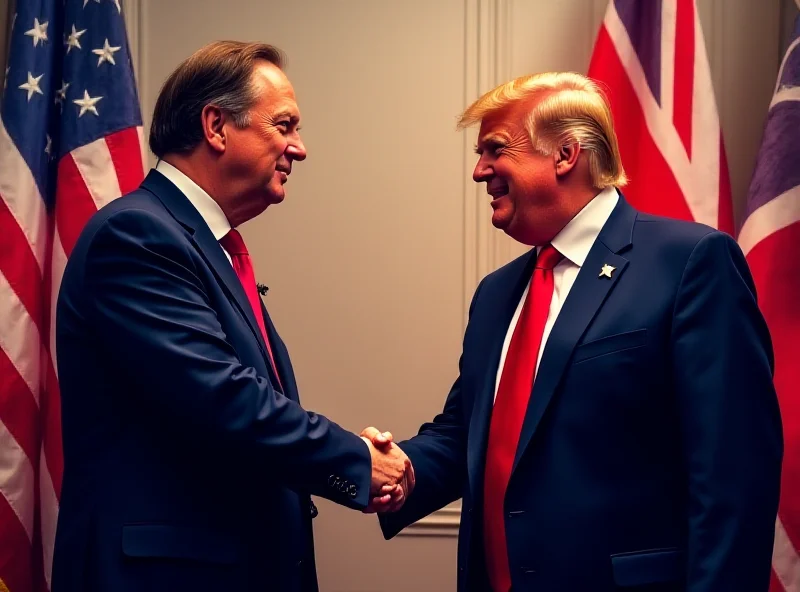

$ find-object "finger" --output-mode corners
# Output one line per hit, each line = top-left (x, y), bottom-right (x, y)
(360, 426), (381, 440)
(369, 429), (393, 448)
(363, 495), (389, 514)
(381, 489), (406, 513)
(367, 494), (390, 506)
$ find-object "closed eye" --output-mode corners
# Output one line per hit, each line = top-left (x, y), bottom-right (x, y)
(475, 142), (504, 155)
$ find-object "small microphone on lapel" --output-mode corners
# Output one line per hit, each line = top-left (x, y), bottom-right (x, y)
(256, 283), (269, 296)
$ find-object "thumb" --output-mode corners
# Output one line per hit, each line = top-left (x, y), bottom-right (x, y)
(361, 426), (380, 439)
(361, 426), (392, 446)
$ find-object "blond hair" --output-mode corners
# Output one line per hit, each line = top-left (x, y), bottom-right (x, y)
(458, 72), (627, 189)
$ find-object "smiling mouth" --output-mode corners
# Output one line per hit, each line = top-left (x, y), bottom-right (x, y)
(488, 189), (508, 199)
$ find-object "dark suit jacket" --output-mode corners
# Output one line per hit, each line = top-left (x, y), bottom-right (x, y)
(52, 170), (371, 592)
(381, 196), (782, 592)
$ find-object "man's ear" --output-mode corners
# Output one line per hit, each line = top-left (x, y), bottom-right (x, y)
(201, 104), (227, 154)
(554, 142), (581, 177)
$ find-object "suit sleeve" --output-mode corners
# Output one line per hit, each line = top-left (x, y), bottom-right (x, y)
(379, 282), (484, 538)
(672, 230), (783, 591)
(80, 208), (372, 510)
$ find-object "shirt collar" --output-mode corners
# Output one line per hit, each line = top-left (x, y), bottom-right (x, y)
(545, 186), (619, 267)
(155, 160), (232, 240)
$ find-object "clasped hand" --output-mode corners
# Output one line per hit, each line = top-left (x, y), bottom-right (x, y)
(360, 427), (415, 513)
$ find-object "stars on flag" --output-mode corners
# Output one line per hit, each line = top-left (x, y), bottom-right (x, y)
(65, 25), (87, 53)
(5, 2), (129, 158)
(19, 72), (44, 102)
(24, 17), (49, 48)
(73, 90), (103, 117)
(55, 81), (71, 111)
(92, 38), (121, 66)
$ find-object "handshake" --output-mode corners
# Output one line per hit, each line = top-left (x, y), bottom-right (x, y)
(360, 426), (415, 514)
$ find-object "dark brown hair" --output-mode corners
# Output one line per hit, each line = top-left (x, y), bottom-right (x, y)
(149, 41), (285, 158)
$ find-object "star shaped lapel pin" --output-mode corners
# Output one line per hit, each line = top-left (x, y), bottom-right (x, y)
(599, 263), (616, 279)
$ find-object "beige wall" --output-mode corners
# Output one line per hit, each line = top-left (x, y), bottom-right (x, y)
(121, 1), (788, 591)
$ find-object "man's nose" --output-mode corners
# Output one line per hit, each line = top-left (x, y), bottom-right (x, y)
(473, 155), (492, 183)
(287, 137), (307, 161)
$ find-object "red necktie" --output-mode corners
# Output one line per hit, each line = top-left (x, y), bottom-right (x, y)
(483, 244), (563, 592)
(219, 229), (283, 391)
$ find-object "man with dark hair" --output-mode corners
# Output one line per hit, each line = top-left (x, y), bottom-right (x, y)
(52, 41), (412, 592)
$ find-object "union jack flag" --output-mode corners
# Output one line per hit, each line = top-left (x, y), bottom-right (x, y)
(588, 0), (733, 234)
(0, 1), (145, 589)
(739, 11), (800, 592)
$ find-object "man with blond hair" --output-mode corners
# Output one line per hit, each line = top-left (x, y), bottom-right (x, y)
(367, 72), (782, 591)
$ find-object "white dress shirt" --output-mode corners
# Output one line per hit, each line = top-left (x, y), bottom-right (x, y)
(493, 186), (619, 400)
(155, 160), (233, 264)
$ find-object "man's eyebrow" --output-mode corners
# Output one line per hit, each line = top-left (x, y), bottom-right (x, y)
(474, 133), (509, 152)
(273, 109), (300, 122)
(479, 132), (508, 144)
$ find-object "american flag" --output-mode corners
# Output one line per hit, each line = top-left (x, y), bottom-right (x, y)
(738, 10), (800, 592)
(0, 0), (145, 589)
(587, 0), (733, 235)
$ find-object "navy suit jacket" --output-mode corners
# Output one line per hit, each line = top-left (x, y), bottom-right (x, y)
(52, 170), (372, 592)
(381, 196), (782, 591)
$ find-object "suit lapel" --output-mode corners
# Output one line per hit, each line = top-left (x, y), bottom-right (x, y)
(511, 196), (637, 476)
(467, 251), (538, 500)
(141, 171), (278, 385)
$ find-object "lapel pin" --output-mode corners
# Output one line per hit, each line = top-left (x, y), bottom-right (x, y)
(257, 283), (269, 296)
(599, 264), (616, 279)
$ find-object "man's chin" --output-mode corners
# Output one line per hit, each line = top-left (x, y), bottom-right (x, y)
(492, 214), (535, 245)
(265, 185), (286, 205)
(491, 209), (512, 230)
